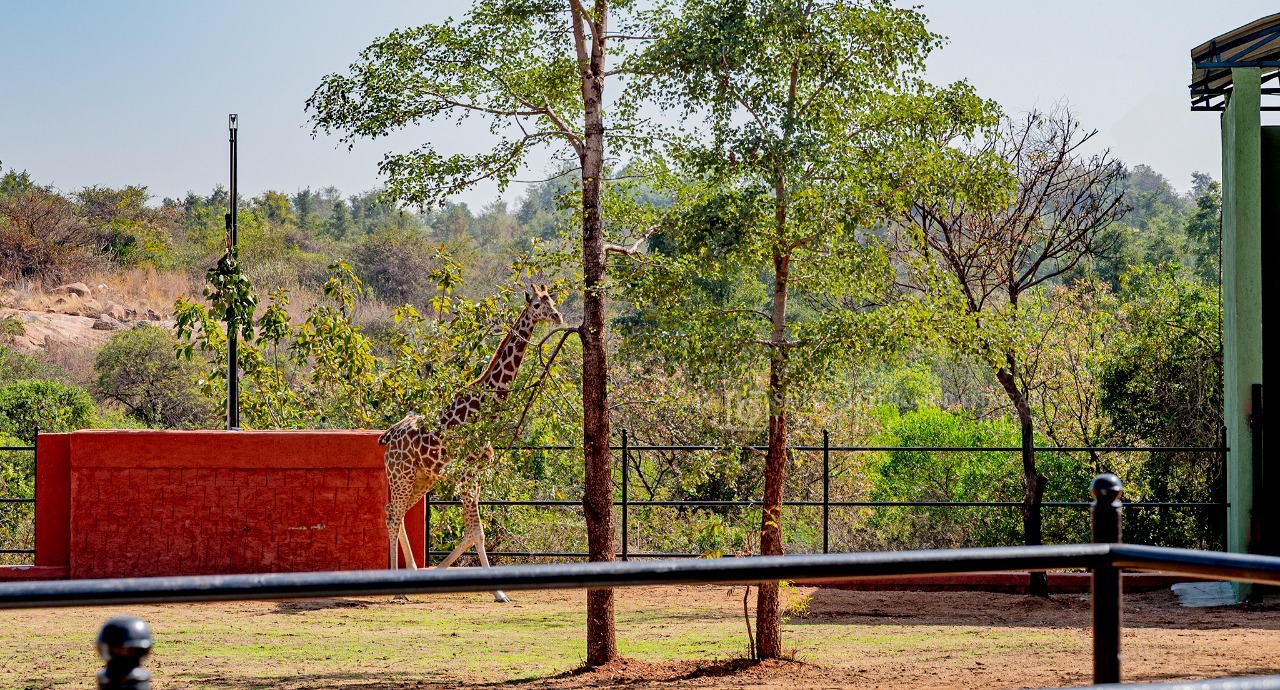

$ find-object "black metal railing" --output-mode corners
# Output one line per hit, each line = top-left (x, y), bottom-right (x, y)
(0, 474), (1276, 688)
(423, 429), (1228, 561)
(0, 431), (37, 559)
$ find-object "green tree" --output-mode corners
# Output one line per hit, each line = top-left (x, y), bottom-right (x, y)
(870, 407), (1090, 550)
(627, 0), (1000, 657)
(307, 0), (654, 662)
(75, 185), (178, 269)
(328, 199), (354, 239)
(0, 346), (60, 383)
(1098, 264), (1223, 548)
(1185, 172), (1222, 284)
(94, 325), (220, 429)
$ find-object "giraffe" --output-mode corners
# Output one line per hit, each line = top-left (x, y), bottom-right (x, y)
(378, 284), (563, 602)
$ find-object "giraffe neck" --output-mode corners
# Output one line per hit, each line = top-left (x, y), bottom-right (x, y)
(478, 306), (537, 393)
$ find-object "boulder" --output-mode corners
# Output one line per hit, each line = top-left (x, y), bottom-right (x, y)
(92, 314), (124, 331)
(54, 282), (92, 297)
(104, 302), (129, 321)
(78, 298), (104, 318)
(145, 308), (162, 321)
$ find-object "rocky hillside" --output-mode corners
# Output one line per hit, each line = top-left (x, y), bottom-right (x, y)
(1, 281), (171, 354)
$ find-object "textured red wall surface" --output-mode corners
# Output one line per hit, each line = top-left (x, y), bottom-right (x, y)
(43, 430), (422, 579)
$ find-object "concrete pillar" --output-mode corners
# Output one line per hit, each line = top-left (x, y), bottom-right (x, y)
(1221, 68), (1265, 599)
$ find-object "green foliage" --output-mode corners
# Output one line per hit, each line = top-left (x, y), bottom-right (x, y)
(1097, 264), (1223, 548)
(0, 346), (60, 382)
(0, 431), (35, 562)
(174, 245), (574, 440)
(0, 316), (25, 343)
(867, 407), (1090, 548)
(94, 325), (219, 429)
(307, 0), (645, 209)
(1185, 173), (1222, 283)
(0, 379), (95, 442)
(623, 0), (1002, 422)
(74, 185), (177, 269)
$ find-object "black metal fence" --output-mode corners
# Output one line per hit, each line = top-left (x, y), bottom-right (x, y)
(1, 475), (1277, 688)
(0, 433), (36, 560)
(0, 429), (1226, 565)
(423, 430), (1228, 561)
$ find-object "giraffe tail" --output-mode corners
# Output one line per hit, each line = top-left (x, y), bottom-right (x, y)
(377, 428), (393, 445)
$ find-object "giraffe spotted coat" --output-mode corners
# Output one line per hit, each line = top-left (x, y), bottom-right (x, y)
(379, 285), (563, 602)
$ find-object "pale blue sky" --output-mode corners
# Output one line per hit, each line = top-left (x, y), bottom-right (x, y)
(1, 1), (1275, 207)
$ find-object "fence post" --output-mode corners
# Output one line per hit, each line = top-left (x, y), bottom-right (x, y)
(621, 428), (629, 562)
(96, 616), (152, 689)
(1091, 473), (1123, 685)
(32, 425), (38, 564)
(822, 429), (830, 554)
(424, 491), (432, 567)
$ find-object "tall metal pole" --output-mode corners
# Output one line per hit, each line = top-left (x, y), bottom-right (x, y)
(226, 114), (239, 430)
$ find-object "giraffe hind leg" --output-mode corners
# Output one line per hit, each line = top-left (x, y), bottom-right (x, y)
(384, 504), (401, 571)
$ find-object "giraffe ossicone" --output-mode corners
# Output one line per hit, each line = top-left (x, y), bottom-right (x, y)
(379, 284), (564, 603)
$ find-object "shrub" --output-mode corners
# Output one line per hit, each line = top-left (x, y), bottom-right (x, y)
(94, 325), (219, 429)
(0, 345), (59, 382)
(0, 379), (94, 442)
(0, 318), (26, 347)
(864, 407), (1091, 549)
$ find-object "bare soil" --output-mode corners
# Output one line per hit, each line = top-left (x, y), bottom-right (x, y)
(1, 586), (1277, 689)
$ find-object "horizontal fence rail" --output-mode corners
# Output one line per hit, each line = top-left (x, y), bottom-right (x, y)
(0, 544), (1115, 608)
(424, 434), (1228, 561)
(4, 543), (1276, 610)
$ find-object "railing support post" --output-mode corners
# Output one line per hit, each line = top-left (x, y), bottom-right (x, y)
(96, 616), (152, 689)
(822, 429), (830, 554)
(1091, 473), (1123, 685)
(621, 428), (629, 562)
(424, 492), (432, 567)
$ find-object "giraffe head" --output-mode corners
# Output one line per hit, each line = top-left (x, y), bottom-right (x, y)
(524, 284), (563, 325)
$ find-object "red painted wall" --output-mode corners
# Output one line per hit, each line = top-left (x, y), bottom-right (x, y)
(34, 433), (70, 569)
(35, 430), (422, 579)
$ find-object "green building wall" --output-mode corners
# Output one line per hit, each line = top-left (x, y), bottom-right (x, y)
(1220, 68), (1266, 599)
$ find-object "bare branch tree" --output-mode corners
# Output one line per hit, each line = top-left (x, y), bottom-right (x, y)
(902, 106), (1128, 596)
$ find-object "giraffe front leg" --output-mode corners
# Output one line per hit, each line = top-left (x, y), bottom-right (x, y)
(398, 522), (418, 570)
(474, 520), (509, 603)
(464, 465), (510, 603)
(435, 471), (478, 570)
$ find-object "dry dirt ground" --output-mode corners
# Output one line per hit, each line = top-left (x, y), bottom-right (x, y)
(1, 585), (1277, 689)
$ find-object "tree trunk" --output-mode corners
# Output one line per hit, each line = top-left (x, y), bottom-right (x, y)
(579, 0), (617, 666)
(997, 366), (1048, 597)
(756, 357), (787, 659)
(756, 234), (791, 659)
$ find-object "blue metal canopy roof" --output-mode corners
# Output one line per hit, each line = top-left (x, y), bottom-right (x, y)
(1191, 12), (1280, 111)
